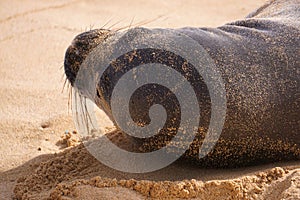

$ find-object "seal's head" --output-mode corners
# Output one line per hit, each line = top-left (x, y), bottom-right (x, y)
(64, 29), (111, 86)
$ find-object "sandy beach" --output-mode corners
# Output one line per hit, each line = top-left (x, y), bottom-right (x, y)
(0, 0), (299, 199)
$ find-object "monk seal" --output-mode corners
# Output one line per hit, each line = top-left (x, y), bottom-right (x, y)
(64, 0), (300, 168)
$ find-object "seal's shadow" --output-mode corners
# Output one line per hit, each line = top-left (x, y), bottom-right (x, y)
(4, 140), (299, 187)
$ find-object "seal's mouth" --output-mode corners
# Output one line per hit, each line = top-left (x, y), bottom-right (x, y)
(64, 29), (111, 86)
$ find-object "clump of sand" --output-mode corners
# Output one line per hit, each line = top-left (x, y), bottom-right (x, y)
(56, 130), (81, 148)
(14, 142), (300, 200)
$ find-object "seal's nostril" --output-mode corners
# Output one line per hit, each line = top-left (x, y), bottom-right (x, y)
(64, 29), (112, 86)
(64, 29), (111, 86)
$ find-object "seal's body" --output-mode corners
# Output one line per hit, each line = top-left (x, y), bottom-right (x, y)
(64, 0), (300, 167)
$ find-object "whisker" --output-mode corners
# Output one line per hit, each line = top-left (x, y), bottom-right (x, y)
(107, 19), (124, 30)
(62, 77), (68, 93)
(68, 86), (73, 115)
(60, 72), (65, 82)
(128, 16), (136, 29)
(84, 97), (95, 129)
(74, 90), (81, 133)
(89, 24), (95, 31)
(67, 79), (71, 92)
(134, 14), (167, 27)
(79, 94), (90, 134)
(100, 18), (114, 29)
(73, 89), (85, 136)
(112, 14), (167, 32)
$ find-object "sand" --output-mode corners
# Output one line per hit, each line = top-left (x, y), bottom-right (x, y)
(0, 0), (299, 199)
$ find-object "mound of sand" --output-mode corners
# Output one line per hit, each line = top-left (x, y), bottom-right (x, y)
(13, 143), (300, 199)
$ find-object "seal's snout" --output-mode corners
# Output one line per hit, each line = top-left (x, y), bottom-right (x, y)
(64, 29), (111, 86)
